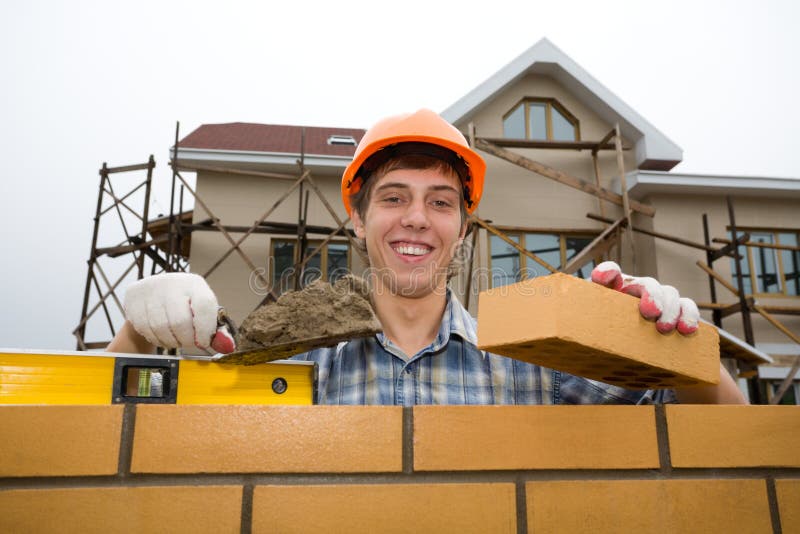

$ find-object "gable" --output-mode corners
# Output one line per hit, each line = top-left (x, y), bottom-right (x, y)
(442, 38), (682, 171)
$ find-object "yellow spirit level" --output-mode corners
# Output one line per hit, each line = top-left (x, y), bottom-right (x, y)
(0, 349), (316, 405)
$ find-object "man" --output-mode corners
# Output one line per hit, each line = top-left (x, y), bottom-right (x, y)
(108, 109), (746, 405)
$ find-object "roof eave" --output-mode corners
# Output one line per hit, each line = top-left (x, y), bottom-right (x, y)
(704, 320), (774, 365)
(621, 170), (800, 199)
(442, 38), (683, 170)
(172, 147), (353, 171)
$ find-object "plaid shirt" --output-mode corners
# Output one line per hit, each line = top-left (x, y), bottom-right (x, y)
(292, 291), (676, 406)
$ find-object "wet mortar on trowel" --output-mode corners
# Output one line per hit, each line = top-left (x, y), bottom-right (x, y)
(227, 275), (382, 362)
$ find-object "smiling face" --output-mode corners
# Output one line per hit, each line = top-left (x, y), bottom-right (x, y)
(351, 167), (468, 299)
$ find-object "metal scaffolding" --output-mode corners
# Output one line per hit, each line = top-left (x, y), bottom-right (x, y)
(75, 121), (799, 403)
(74, 125), (363, 348)
(74, 156), (165, 350)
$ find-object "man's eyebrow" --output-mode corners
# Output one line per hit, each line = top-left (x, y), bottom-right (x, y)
(428, 185), (460, 194)
(374, 182), (410, 192)
(374, 183), (459, 194)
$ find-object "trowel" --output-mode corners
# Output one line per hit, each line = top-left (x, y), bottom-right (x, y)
(213, 276), (382, 366)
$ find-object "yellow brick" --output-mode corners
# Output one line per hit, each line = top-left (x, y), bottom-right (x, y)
(253, 483), (516, 533)
(0, 486), (242, 534)
(414, 405), (658, 470)
(667, 405), (800, 467)
(0, 405), (122, 477)
(131, 405), (402, 473)
(776, 479), (800, 534)
(527, 479), (771, 533)
(477, 273), (719, 388)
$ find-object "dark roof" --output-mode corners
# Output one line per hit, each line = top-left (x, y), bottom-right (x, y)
(177, 122), (365, 157)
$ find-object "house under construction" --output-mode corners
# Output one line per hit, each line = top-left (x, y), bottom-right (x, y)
(75, 38), (800, 405)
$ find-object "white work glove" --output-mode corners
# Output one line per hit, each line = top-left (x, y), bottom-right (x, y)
(590, 261), (700, 335)
(123, 272), (236, 353)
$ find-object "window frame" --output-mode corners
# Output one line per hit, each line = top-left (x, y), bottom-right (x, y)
(269, 237), (351, 291)
(729, 227), (800, 298)
(761, 379), (800, 405)
(502, 97), (581, 142)
(486, 228), (601, 287)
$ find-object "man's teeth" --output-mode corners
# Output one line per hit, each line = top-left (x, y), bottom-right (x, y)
(394, 245), (430, 256)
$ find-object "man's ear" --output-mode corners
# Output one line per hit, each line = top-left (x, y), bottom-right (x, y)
(352, 209), (366, 239)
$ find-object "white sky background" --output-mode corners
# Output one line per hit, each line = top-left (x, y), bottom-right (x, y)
(1, 0), (798, 350)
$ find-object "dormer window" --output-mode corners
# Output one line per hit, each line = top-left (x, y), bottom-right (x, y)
(503, 98), (580, 141)
(327, 135), (357, 146)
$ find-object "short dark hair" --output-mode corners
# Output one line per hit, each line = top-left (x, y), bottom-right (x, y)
(349, 153), (468, 225)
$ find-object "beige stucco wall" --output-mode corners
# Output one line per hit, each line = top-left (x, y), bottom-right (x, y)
(187, 75), (651, 317)
(181, 71), (797, 363)
(647, 193), (800, 345)
(459, 73), (639, 193)
(455, 73), (651, 311)
(189, 169), (363, 324)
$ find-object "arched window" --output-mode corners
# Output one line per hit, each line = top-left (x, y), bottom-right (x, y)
(502, 98), (580, 142)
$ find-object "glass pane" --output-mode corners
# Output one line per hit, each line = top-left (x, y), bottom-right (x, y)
(525, 233), (560, 277)
(503, 104), (525, 139)
(272, 241), (295, 292)
(326, 243), (349, 282)
(565, 236), (596, 279)
(779, 232), (800, 296)
(551, 106), (576, 141)
(750, 232), (781, 293)
(302, 244), (323, 286)
(528, 103), (547, 140)
(124, 367), (167, 398)
(772, 382), (798, 405)
(490, 234), (521, 287)
(729, 231), (752, 295)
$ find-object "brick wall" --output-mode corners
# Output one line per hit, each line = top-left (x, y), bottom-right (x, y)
(1, 405), (798, 533)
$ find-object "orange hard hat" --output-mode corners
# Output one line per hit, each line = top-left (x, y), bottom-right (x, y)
(341, 109), (486, 216)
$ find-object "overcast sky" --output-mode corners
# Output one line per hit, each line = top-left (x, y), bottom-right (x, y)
(1, 0), (798, 350)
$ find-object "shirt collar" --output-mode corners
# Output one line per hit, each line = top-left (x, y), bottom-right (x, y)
(375, 289), (479, 354)
(435, 289), (478, 349)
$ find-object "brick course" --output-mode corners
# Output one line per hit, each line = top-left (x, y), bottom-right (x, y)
(131, 405), (403, 473)
(1, 404), (797, 533)
(775, 479), (800, 533)
(253, 483), (516, 533)
(414, 405), (659, 470)
(526, 479), (771, 533)
(666, 405), (800, 467)
(0, 486), (242, 533)
(0, 405), (122, 477)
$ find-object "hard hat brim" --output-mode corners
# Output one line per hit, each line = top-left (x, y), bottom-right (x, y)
(342, 134), (485, 215)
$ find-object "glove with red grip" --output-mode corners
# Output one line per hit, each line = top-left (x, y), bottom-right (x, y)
(590, 261), (700, 335)
(124, 273), (236, 353)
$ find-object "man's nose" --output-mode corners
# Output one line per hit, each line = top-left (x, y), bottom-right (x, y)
(400, 199), (430, 230)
